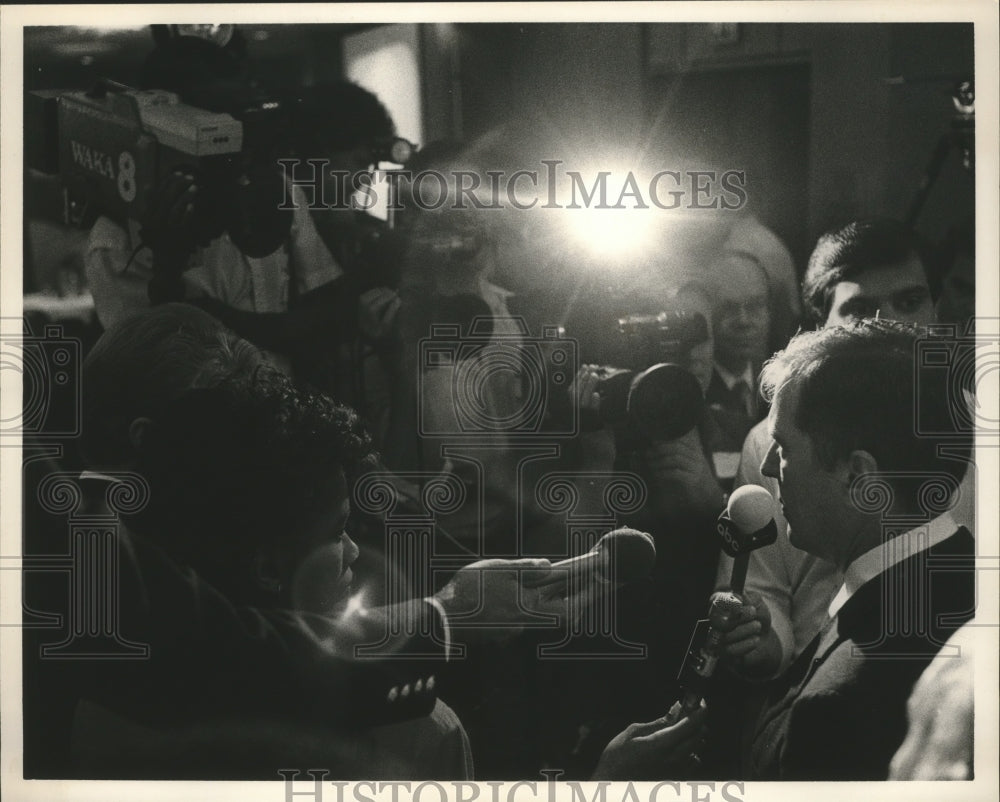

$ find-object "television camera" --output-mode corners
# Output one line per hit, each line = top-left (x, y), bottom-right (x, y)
(26, 79), (293, 262)
(580, 308), (710, 442)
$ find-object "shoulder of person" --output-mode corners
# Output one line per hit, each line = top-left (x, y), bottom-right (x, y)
(88, 216), (131, 251)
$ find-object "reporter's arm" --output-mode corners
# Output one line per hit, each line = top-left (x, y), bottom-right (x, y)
(190, 277), (356, 352)
(52, 527), (445, 729)
(430, 557), (557, 646)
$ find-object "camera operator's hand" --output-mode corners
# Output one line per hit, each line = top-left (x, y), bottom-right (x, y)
(140, 170), (213, 260)
(592, 703), (708, 780)
(432, 558), (565, 643)
(721, 590), (783, 679)
(572, 364), (605, 413)
(569, 365), (618, 469)
(571, 364), (632, 414)
(643, 430), (725, 516)
(358, 287), (402, 340)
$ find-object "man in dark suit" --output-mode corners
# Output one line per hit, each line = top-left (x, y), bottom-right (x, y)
(741, 319), (975, 780)
(706, 250), (773, 453)
(717, 217), (943, 682)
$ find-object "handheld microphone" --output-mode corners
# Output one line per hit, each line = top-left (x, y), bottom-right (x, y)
(665, 485), (778, 726)
(521, 527), (656, 589)
(717, 484), (779, 594)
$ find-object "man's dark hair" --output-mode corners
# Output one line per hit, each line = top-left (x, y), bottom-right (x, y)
(289, 81), (396, 157)
(81, 304), (264, 469)
(137, 369), (376, 603)
(802, 219), (931, 326)
(759, 319), (971, 486)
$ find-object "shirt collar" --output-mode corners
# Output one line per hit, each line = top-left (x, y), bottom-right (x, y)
(714, 361), (754, 390)
(828, 511), (958, 618)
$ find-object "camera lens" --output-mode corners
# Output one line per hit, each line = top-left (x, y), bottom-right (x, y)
(627, 362), (704, 441)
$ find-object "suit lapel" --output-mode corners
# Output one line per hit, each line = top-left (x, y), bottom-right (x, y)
(762, 528), (973, 725)
(751, 527), (975, 779)
(755, 612), (839, 735)
(835, 527), (975, 651)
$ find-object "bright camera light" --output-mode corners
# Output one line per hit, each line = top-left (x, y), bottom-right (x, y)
(546, 165), (664, 266)
(564, 205), (658, 262)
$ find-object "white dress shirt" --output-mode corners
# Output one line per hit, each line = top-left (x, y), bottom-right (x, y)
(714, 361), (757, 417)
(828, 511), (960, 618)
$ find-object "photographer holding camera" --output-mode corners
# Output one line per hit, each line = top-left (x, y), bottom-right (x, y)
(604, 280), (726, 606)
(282, 80), (418, 406)
(378, 143), (523, 479)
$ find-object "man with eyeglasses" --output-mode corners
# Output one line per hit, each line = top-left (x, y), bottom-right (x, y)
(705, 250), (773, 457)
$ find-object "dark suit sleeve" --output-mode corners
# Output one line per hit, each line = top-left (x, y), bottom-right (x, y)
(31, 528), (446, 732)
(780, 687), (908, 780)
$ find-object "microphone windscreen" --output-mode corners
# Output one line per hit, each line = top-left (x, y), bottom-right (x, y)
(727, 484), (776, 533)
(600, 527), (656, 581)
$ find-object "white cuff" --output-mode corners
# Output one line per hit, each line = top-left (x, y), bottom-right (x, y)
(423, 596), (452, 661)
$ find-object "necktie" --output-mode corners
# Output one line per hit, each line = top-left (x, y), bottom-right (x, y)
(733, 379), (755, 418)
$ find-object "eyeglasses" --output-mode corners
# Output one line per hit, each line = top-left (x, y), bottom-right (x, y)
(717, 297), (769, 318)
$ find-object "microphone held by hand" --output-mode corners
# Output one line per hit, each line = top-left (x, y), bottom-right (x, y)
(717, 484), (778, 594)
(522, 527), (656, 590)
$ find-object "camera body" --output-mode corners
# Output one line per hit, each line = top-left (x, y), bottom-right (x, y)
(418, 317), (578, 436)
(29, 85), (238, 222)
(616, 310), (709, 372)
(585, 309), (709, 441)
(26, 82), (289, 257)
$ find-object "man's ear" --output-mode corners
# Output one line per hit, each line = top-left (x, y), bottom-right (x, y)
(128, 417), (153, 450)
(846, 449), (879, 485)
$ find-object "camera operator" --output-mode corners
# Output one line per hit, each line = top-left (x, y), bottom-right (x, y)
(380, 142), (522, 484)
(607, 279), (726, 627)
(282, 81), (413, 406)
(83, 31), (348, 376)
(287, 81), (399, 274)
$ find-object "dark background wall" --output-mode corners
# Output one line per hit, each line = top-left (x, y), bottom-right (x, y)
(23, 22), (975, 287)
(451, 22), (974, 270)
